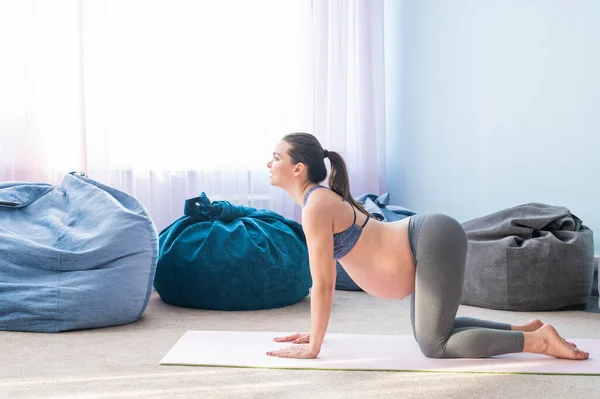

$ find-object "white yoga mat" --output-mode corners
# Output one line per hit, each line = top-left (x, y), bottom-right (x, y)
(160, 330), (599, 375)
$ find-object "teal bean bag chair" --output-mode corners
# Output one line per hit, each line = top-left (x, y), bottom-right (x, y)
(155, 193), (311, 310)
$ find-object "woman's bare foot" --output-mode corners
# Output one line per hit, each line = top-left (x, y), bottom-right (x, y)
(512, 319), (544, 332)
(512, 320), (577, 348)
(523, 325), (588, 360)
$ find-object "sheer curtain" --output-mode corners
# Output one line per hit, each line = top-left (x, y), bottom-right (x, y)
(0, 0), (386, 230)
(312, 0), (386, 201)
(0, 0), (87, 184)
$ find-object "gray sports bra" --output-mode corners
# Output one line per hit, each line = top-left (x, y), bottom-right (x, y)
(303, 185), (369, 259)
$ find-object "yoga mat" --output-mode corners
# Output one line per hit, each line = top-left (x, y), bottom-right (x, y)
(160, 331), (599, 375)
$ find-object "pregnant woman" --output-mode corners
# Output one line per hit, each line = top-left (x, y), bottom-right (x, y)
(265, 132), (589, 361)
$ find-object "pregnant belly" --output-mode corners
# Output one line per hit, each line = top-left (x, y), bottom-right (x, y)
(338, 217), (416, 299)
(341, 259), (416, 300)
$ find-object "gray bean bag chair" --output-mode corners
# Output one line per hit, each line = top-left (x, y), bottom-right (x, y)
(461, 203), (595, 311)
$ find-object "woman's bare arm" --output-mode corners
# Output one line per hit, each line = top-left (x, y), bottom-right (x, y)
(302, 202), (336, 356)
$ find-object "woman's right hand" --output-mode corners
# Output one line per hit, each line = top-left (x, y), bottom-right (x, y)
(273, 332), (310, 344)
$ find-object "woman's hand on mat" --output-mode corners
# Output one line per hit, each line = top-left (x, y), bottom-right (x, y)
(273, 333), (310, 344)
(266, 344), (318, 359)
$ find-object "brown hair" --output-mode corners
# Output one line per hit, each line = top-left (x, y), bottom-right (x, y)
(282, 132), (370, 217)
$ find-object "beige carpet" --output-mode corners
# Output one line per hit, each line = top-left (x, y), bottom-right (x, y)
(2, 290), (599, 399)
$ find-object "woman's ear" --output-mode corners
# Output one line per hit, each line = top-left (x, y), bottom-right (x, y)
(293, 163), (305, 176)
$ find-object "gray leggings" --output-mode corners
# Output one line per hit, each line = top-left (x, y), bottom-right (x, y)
(408, 213), (525, 358)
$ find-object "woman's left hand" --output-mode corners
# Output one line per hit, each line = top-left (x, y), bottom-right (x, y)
(266, 344), (318, 359)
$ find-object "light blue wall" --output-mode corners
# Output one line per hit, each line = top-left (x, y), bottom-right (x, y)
(385, 0), (600, 254)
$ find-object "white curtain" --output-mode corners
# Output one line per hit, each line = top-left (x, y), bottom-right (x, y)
(312, 0), (386, 201)
(0, 0), (385, 231)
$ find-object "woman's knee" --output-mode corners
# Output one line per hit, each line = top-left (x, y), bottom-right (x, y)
(417, 339), (446, 359)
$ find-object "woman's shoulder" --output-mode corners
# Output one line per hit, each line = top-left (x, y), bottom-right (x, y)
(301, 189), (338, 235)
(302, 187), (344, 220)
(304, 186), (343, 208)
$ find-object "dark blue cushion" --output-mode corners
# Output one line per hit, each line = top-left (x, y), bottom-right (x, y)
(155, 193), (311, 310)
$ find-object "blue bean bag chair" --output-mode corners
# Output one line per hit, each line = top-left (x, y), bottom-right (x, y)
(0, 172), (158, 333)
(155, 192), (311, 311)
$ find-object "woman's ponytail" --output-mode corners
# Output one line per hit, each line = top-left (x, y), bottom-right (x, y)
(326, 151), (370, 218)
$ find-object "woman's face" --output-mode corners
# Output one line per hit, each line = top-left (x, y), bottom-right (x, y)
(267, 140), (297, 187)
